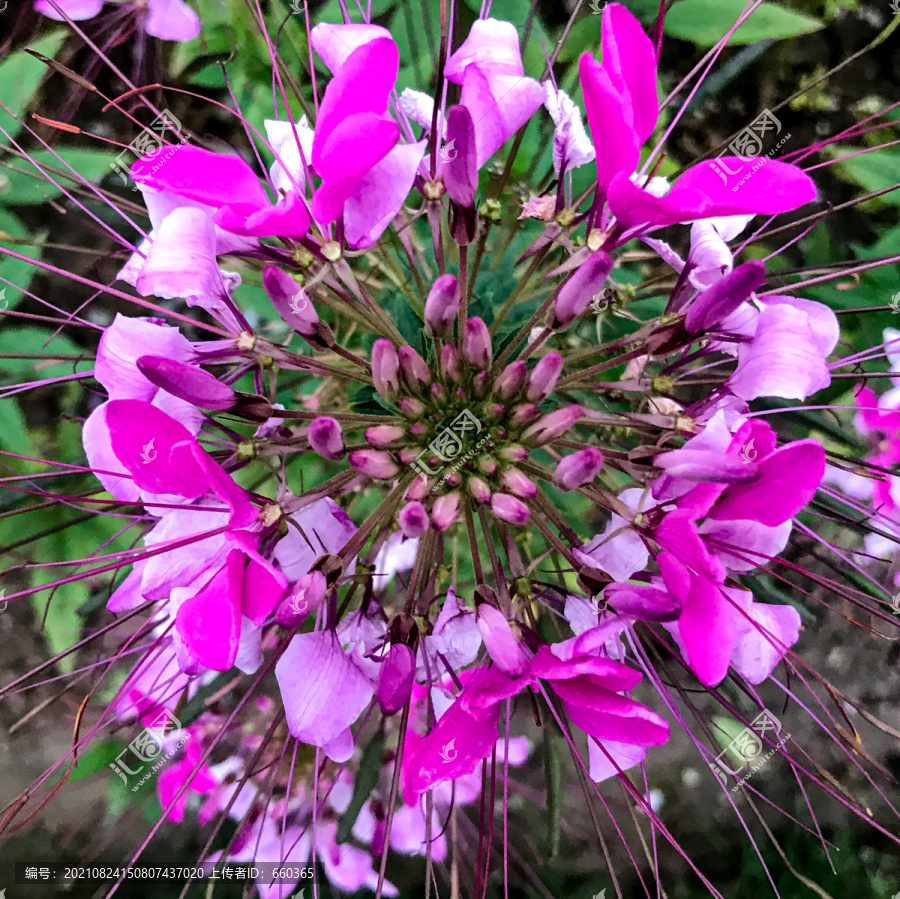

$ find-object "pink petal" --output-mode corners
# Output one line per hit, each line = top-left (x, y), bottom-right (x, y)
(560, 687), (669, 746)
(476, 605), (529, 676)
(601, 2), (658, 144)
(238, 545), (289, 625)
(83, 403), (142, 502)
(174, 550), (244, 671)
(675, 574), (734, 686)
(274, 631), (374, 762)
(708, 439), (825, 527)
(444, 18), (526, 81)
(213, 192), (310, 240)
(684, 260), (766, 333)
(730, 595), (801, 684)
(530, 645), (643, 691)
(608, 158), (816, 230)
(34, 0), (102, 19)
(310, 22), (392, 73)
(588, 738), (648, 783)
(343, 140), (427, 248)
(145, 0), (201, 41)
(132, 146), (269, 209)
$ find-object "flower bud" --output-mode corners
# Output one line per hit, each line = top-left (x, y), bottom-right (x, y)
(137, 355), (236, 410)
(424, 274), (461, 337)
(376, 643), (416, 715)
(430, 382), (446, 401)
(443, 105), (478, 208)
(499, 444), (529, 463)
(274, 571), (326, 627)
(477, 455), (499, 476)
(473, 370), (491, 399)
(510, 403), (540, 427)
(440, 344), (461, 381)
(406, 476), (430, 500)
(372, 339), (400, 401)
(495, 360), (527, 401)
(476, 604), (529, 676)
(462, 317), (492, 370)
(308, 416), (344, 460)
(526, 352), (563, 403)
(398, 396), (425, 418)
(365, 425), (406, 448)
(349, 450), (400, 480)
(500, 467), (538, 499)
(263, 265), (320, 336)
(490, 493), (530, 525)
(485, 403), (505, 421)
(467, 476), (492, 503)
(522, 405), (582, 447)
(399, 501), (430, 538)
(399, 345), (432, 395)
(432, 492), (461, 531)
(554, 447), (604, 490)
(553, 251), (613, 326)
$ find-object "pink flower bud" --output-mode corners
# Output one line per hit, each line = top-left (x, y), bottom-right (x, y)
(398, 396), (425, 418)
(398, 447), (423, 464)
(424, 274), (461, 337)
(495, 360), (527, 401)
(432, 492), (461, 531)
(376, 643), (416, 715)
(440, 343), (461, 381)
(274, 571), (326, 627)
(510, 403), (540, 427)
(499, 445), (529, 463)
(554, 447), (604, 490)
(349, 449), (400, 480)
(476, 604), (529, 676)
(478, 455), (498, 475)
(263, 265), (319, 336)
(553, 251), (613, 326)
(443, 105), (478, 208)
(365, 425), (406, 448)
(473, 370), (491, 398)
(467, 476), (492, 503)
(308, 416), (345, 460)
(137, 355), (236, 410)
(431, 382), (446, 400)
(526, 352), (563, 403)
(490, 492), (530, 526)
(522, 406), (582, 447)
(406, 475), (430, 500)
(500, 467), (538, 499)
(462, 317), (492, 370)
(444, 471), (461, 488)
(399, 501), (430, 538)
(399, 345), (431, 394)
(486, 403), (505, 421)
(372, 339), (400, 400)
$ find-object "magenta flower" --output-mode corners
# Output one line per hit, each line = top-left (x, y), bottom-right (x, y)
(35, 0), (201, 41)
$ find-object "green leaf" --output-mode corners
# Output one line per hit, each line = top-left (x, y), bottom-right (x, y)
(0, 148), (122, 205)
(0, 327), (87, 381)
(664, 0), (823, 46)
(831, 146), (900, 207)
(0, 34), (66, 143)
(71, 741), (124, 783)
(0, 208), (41, 308)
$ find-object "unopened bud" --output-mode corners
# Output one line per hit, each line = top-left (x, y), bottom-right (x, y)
(274, 571), (326, 627)
(510, 403), (540, 427)
(500, 467), (538, 499)
(376, 643), (416, 715)
(399, 345), (431, 395)
(137, 356), (236, 410)
(308, 416), (345, 460)
(522, 405), (583, 447)
(424, 274), (461, 337)
(495, 360), (527, 401)
(398, 396), (426, 418)
(490, 492), (531, 526)
(462, 317), (492, 370)
(349, 449), (400, 480)
(398, 501), (430, 538)
(440, 344), (461, 381)
(365, 425), (406, 448)
(467, 476), (492, 503)
(263, 265), (319, 336)
(554, 447), (604, 490)
(526, 352), (563, 403)
(553, 252), (613, 326)
(432, 492), (461, 531)
(372, 339), (401, 401)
